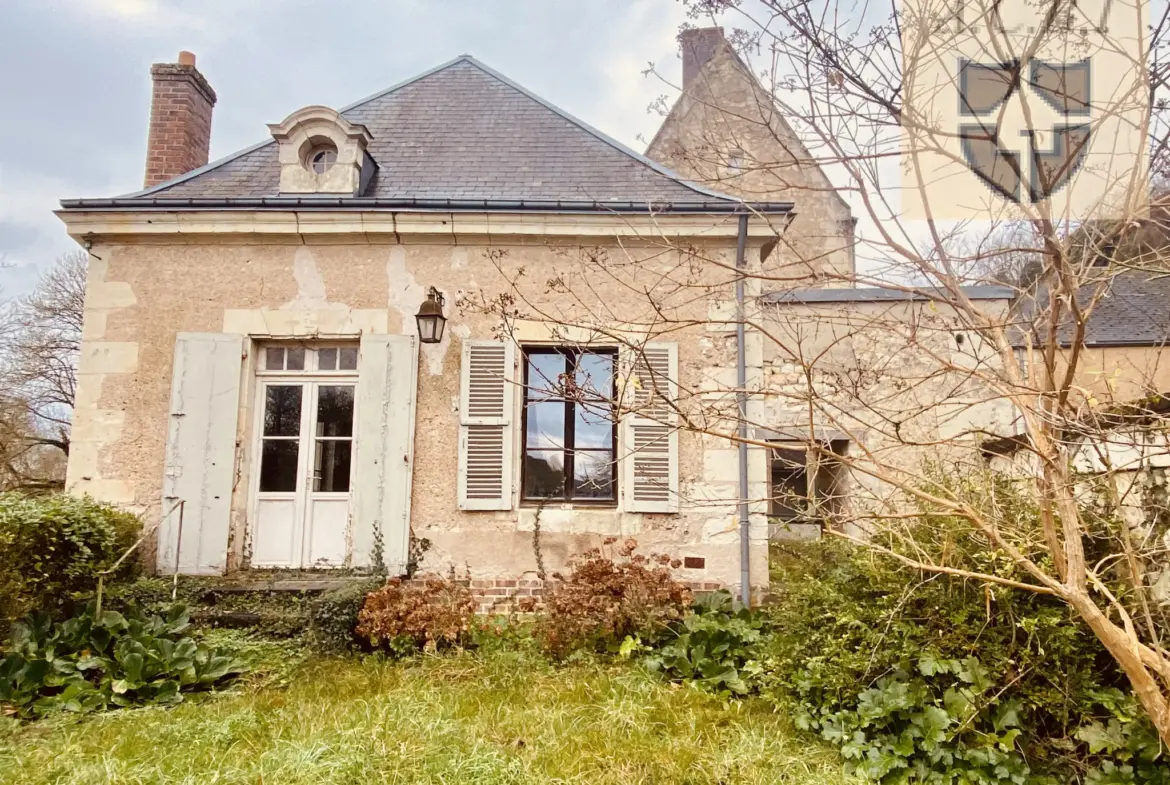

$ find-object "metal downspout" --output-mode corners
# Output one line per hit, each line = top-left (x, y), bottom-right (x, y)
(735, 212), (751, 607)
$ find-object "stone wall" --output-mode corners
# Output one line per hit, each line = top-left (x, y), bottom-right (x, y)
(758, 295), (1017, 524)
(647, 31), (855, 284)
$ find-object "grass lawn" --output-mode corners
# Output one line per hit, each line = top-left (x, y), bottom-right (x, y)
(0, 642), (853, 785)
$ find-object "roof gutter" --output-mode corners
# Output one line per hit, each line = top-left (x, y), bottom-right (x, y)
(57, 196), (795, 215)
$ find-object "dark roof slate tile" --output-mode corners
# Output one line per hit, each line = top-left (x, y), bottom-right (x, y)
(137, 56), (731, 205)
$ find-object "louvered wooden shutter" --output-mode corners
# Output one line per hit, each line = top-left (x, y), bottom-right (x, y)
(458, 340), (516, 510)
(621, 342), (679, 513)
(158, 332), (244, 575)
(351, 334), (418, 573)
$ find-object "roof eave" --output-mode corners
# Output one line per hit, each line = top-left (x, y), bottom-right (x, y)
(57, 196), (795, 215)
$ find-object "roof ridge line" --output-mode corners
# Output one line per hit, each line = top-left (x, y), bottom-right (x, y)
(117, 53), (744, 205)
(456, 55), (741, 204)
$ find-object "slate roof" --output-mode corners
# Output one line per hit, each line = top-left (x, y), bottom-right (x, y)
(63, 56), (783, 213)
(1015, 269), (1170, 347)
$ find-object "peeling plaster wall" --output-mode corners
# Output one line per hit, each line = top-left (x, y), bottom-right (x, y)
(68, 236), (770, 589)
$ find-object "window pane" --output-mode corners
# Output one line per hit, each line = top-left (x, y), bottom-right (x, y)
(339, 347), (358, 370)
(526, 353), (566, 398)
(318, 347), (338, 371)
(574, 403), (613, 449)
(525, 401), (565, 449)
(260, 440), (299, 492)
(523, 449), (565, 498)
(263, 385), (302, 436)
(265, 347), (285, 371)
(286, 347), (306, 371)
(316, 385), (354, 437)
(575, 353), (614, 399)
(314, 440), (352, 492)
(573, 451), (615, 499)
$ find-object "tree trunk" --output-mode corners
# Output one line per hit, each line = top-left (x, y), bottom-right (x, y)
(1068, 591), (1170, 746)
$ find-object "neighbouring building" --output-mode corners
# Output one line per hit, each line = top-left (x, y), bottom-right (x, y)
(57, 33), (1010, 602)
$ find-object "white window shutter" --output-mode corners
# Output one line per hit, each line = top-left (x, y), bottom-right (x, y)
(621, 342), (680, 513)
(458, 340), (516, 510)
(158, 332), (245, 575)
(351, 334), (418, 573)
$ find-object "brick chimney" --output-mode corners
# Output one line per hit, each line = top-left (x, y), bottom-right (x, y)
(679, 27), (726, 90)
(144, 51), (217, 188)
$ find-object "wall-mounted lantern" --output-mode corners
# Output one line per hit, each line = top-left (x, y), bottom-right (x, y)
(415, 287), (447, 344)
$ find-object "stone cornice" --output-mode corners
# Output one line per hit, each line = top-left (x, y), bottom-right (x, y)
(56, 209), (788, 243)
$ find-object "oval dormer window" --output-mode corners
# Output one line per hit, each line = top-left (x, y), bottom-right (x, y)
(307, 143), (338, 174)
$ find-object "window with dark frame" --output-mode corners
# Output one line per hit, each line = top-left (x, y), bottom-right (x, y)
(768, 441), (848, 523)
(522, 347), (617, 503)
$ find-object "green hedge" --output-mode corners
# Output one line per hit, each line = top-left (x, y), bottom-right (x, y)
(0, 493), (141, 626)
(761, 538), (1166, 784)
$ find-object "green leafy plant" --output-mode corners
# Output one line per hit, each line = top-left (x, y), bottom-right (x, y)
(642, 589), (767, 695)
(0, 602), (244, 718)
(794, 655), (1032, 784)
(763, 530), (1167, 784)
(309, 579), (383, 653)
(536, 538), (692, 659)
(356, 575), (475, 656)
(1078, 690), (1170, 785)
(0, 493), (141, 626)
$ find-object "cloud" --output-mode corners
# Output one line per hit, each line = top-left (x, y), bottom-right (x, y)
(68, 0), (208, 29)
(589, 0), (688, 150)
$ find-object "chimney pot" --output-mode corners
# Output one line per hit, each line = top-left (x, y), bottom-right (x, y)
(144, 54), (216, 187)
(679, 26), (726, 90)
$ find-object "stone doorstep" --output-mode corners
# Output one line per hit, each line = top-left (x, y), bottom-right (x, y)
(198, 576), (375, 596)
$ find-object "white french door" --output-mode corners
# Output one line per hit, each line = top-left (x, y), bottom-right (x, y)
(250, 379), (356, 568)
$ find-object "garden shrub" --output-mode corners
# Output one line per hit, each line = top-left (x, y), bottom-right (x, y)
(0, 602), (245, 718)
(762, 535), (1166, 785)
(0, 493), (141, 625)
(310, 579), (383, 653)
(356, 575), (475, 656)
(640, 589), (767, 695)
(537, 538), (692, 659)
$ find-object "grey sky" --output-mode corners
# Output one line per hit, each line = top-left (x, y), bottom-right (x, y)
(0, 0), (693, 294)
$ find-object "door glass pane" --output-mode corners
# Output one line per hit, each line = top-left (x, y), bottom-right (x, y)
(573, 451), (615, 499)
(526, 353), (566, 398)
(339, 347), (358, 370)
(525, 401), (565, 448)
(264, 385), (302, 436)
(265, 347), (285, 370)
(523, 449), (565, 498)
(574, 403), (613, 449)
(260, 440), (299, 492)
(318, 347), (338, 371)
(286, 346), (306, 371)
(314, 440), (352, 492)
(316, 386), (355, 437)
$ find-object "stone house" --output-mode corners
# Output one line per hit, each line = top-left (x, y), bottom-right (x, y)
(57, 31), (1003, 600)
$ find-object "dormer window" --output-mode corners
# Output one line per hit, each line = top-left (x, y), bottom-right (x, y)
(268, 106), (376, 195)
(309, 144), (338, 174)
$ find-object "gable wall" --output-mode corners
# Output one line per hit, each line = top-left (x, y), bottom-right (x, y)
(647, 46), (855, 284)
